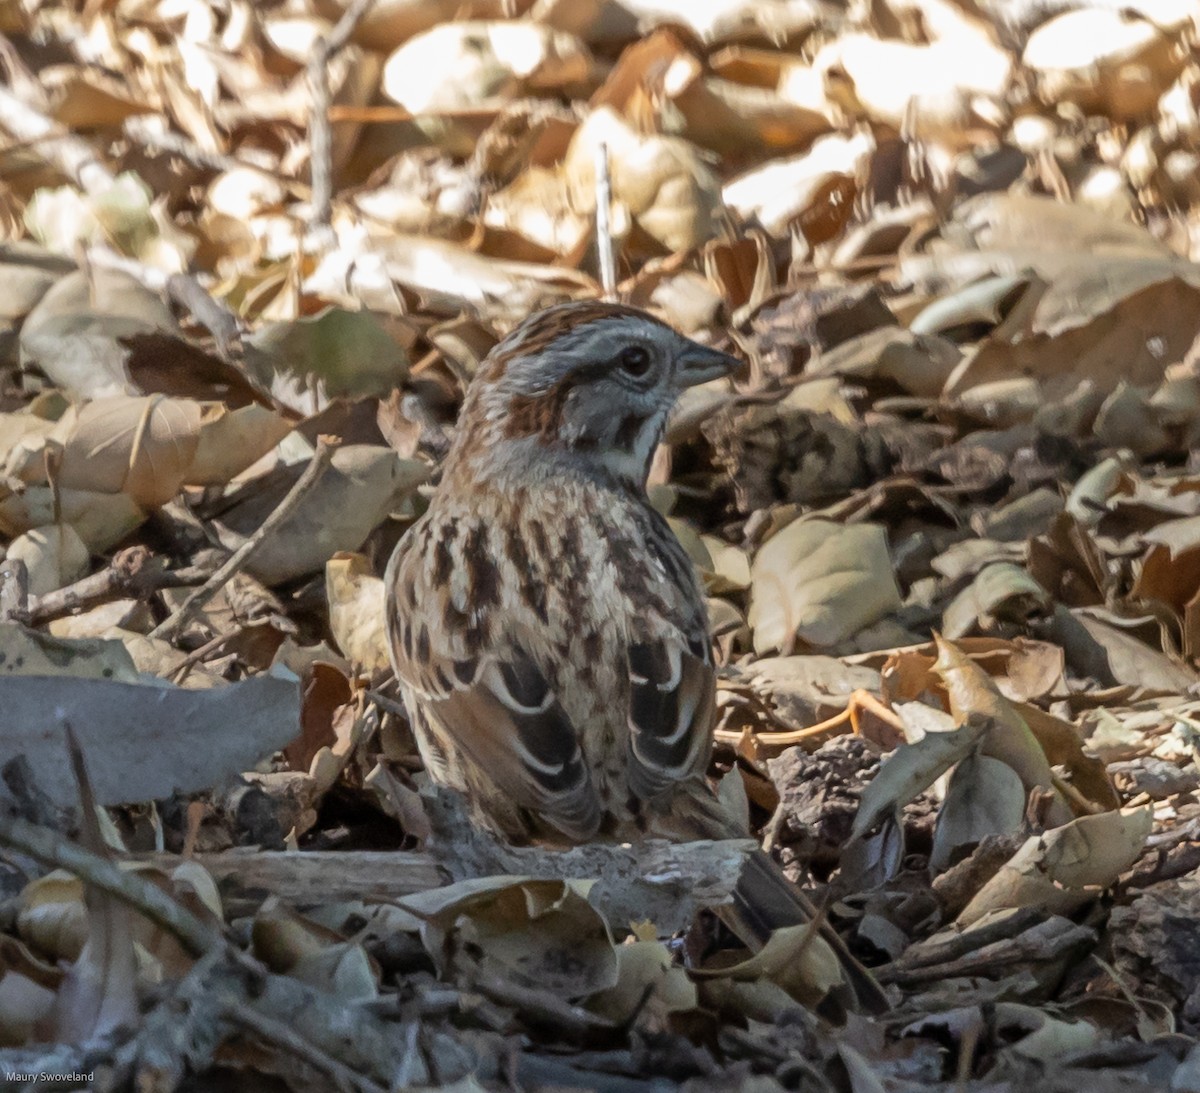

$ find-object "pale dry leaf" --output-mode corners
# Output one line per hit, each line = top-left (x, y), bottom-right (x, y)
(18, 872), (88, 962)
(957, 808), (1152, 926)
(815, 31), (1010, 144)
(0, 410), (58, 475)
(563, 106), (724, 254)
(305, 234), (597, 322)
(400, 877), (618, 998)
(253, 899), (378, 1001)
(5, 524), (90, 597)
(698, 535), (750, 594)
(24, 174), (159, 260)
(206, 168), (289, 223)
(0, 623), (139, 682)
(214, 446), (428, 586)
(587, 939), (697, 1024)
(850, 714), (987, 841)
(942, 563), (1053, 640)
(1023, 9), (1186, 120)
(325, 552), (390, 673)
(0, 972), (56, 1045)
(1017, 702), (1120, 811)
(748, 519), (903, 654)
(482, 166), (591, 257)
(690, 921), (844, 1009)
(610, 0), (823, 44)
(189, 404), (294, 486)
(47, 600), (154, 641)
(51, 880), (139, 1043)
(310, 0), (496, 52)
(19, 268), (181, 400)
(0, 244), (75, 336)
(56, 395), (205, 508)
(19, 863), (204, 981)
(745, 655), (881, 727)
(933, 635), (1072, 825)
(662, 57), (833, 158)
(382, 21), (591, 113)
(1069, 610), (1198, 692)
(108, 629), (223, 688)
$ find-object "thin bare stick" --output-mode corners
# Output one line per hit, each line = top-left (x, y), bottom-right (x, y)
(0, 83), (115, 193)
(169, 627), (243, 685)
(0, 810), (222, 957)
(308, 0), (377, 237)
(150, 437), (340, 643)
(25, 546), (212, 625)
(123, 115), (287, 180)
(225, 1005), (389, 1093)
(594, 140), (617, 300)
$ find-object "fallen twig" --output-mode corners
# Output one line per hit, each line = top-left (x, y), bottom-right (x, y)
(595, 141), (617, 300)
(0, 810), (222, 957)
(307, 0), (377, 237)
(0, 82), (115, 193)
(224, 1003), (389, 1093)
(150, 437), (339, 642)
(25, 546), (212, 625)
(471, 971), (618, 1039)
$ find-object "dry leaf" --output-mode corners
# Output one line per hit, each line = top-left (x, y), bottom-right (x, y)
(326, 552), (390, 672)
(5, 524), (89, 596)
(214, 445), (428, 585)
(957, 808), (1152, 926)
(749, 519), (903, 653)
(400, 877), (618, 998)
(56, 395), (205, 508)
(382, 21), (591, 114)
(0, 666), (300, 808)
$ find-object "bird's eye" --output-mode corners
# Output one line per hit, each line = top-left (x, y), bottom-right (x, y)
(618, 346), (652, 377)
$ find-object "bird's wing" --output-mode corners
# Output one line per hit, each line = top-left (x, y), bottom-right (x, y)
(385, 528), (602, 842)
(625, 638), (716, 802)
(621, 507), (719, 804)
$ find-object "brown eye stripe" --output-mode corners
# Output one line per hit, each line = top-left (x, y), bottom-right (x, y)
(504, 384), (572, 441)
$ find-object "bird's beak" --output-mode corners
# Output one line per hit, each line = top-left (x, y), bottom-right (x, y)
(677, 343), (742, 387)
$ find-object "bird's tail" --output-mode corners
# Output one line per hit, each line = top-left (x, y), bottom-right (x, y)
(719, 848), (889, 1016)
(650, 779), (887, 1015)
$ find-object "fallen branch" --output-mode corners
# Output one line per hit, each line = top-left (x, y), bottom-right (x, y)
(25, 546), (212, 625)
(150, 437), (339, 642)
(140, 833), (756, 936)
(144, 848), (449, 903)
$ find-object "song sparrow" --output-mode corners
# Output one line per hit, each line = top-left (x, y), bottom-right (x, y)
(386, 300), (883, 1009)
(386, 300), (737, 843)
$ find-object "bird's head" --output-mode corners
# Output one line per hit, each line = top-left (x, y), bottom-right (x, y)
(449, 301), (740, 488)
